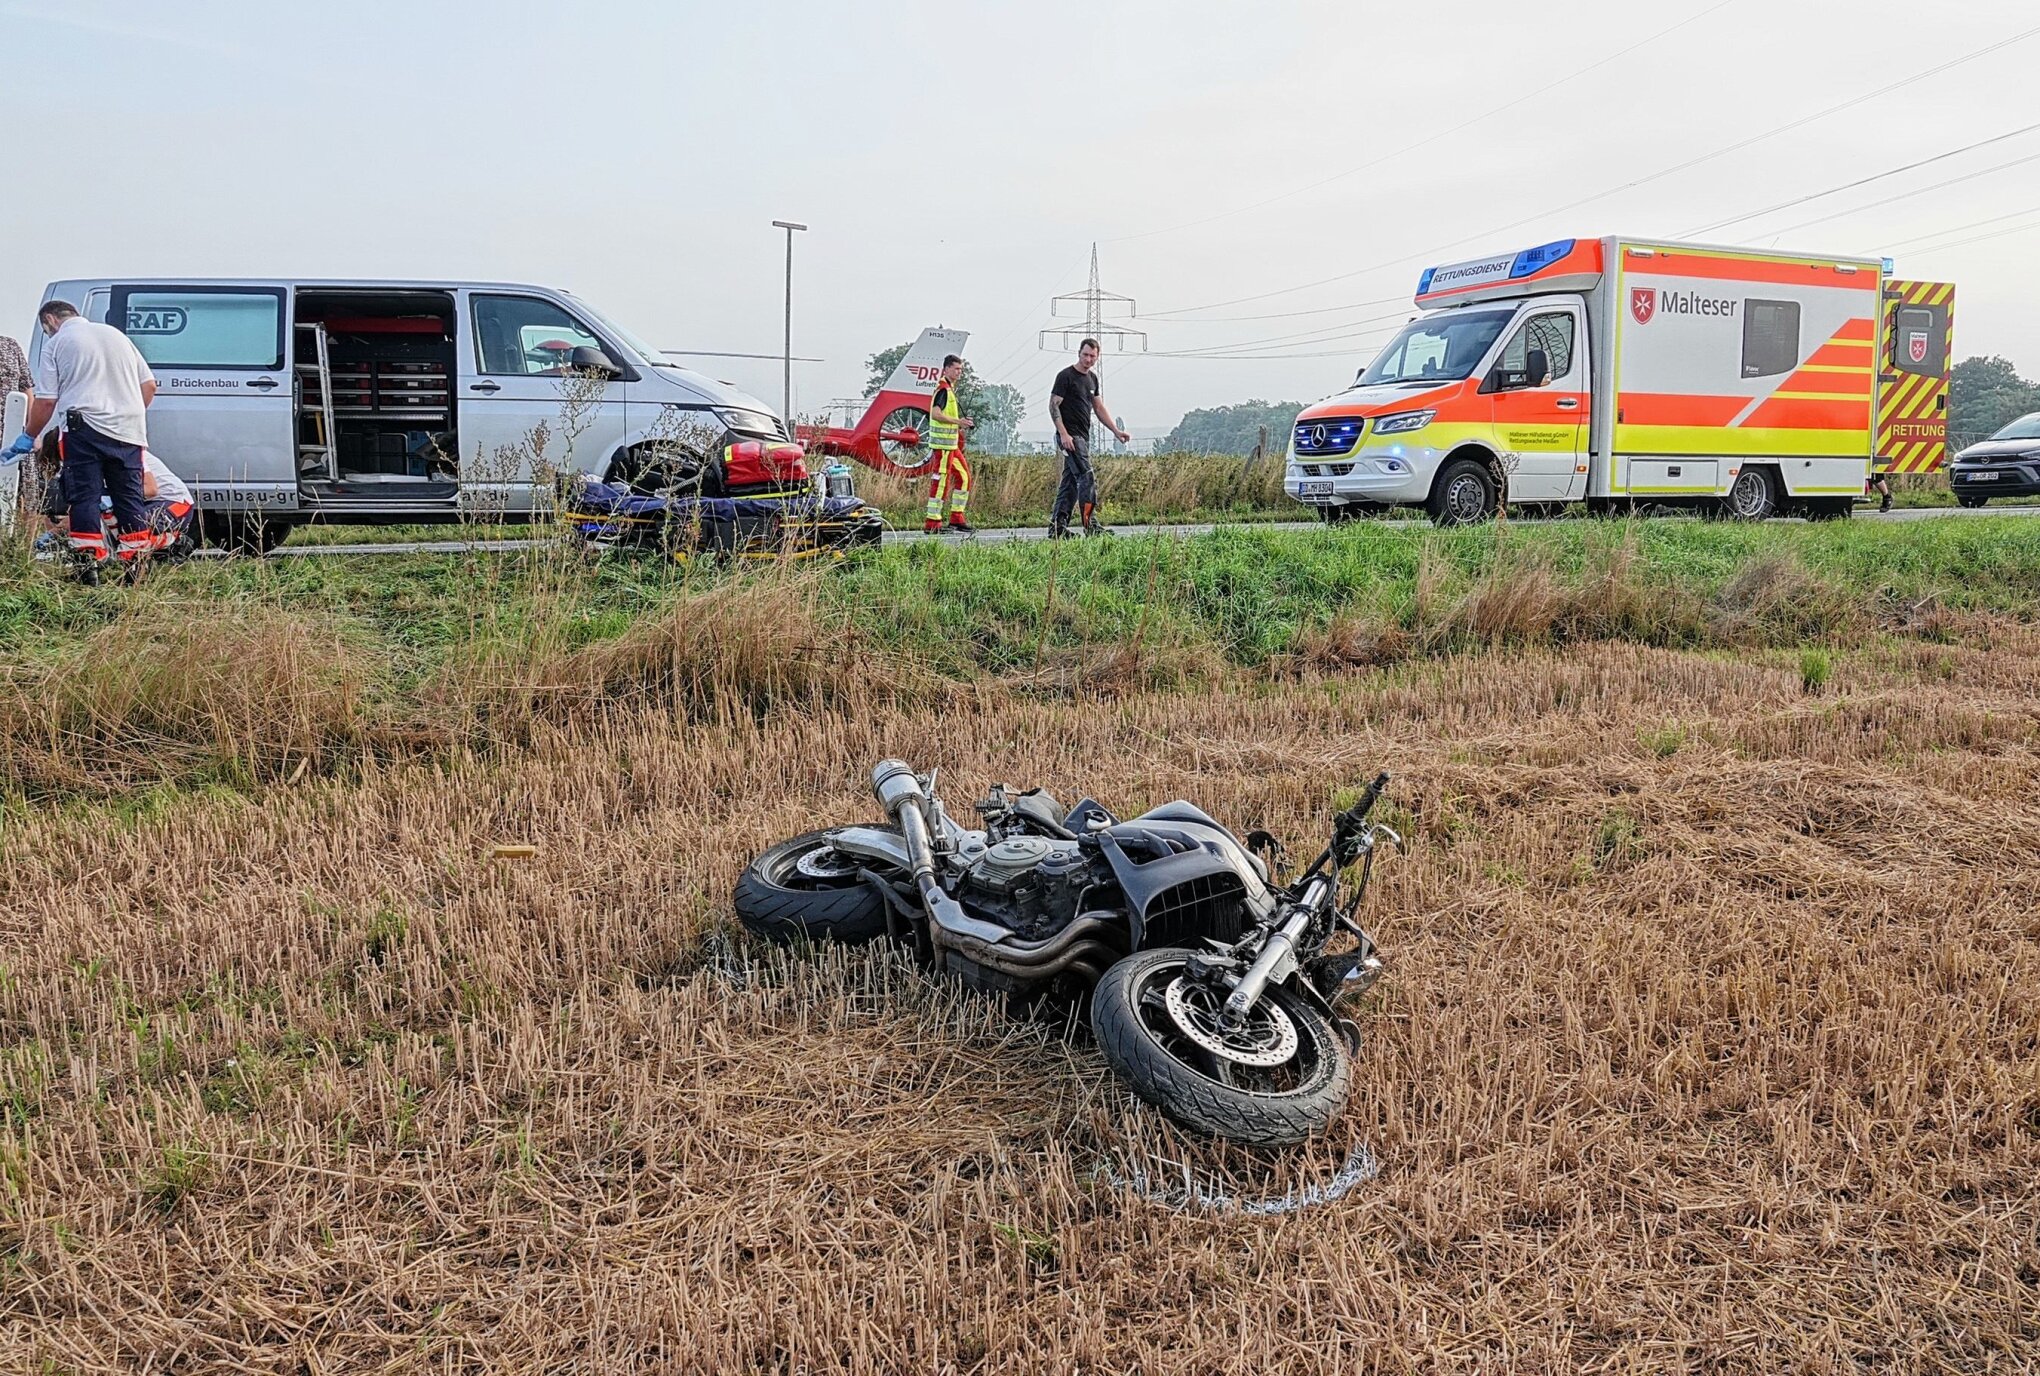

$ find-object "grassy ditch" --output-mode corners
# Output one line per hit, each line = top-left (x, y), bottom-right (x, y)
(1, 514), (2036, 802)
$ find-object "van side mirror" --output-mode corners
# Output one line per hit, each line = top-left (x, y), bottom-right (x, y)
(1489, 367), (1531, 392)
(569, 345), (621, 377)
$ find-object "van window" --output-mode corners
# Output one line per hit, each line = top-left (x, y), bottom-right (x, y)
(473, 295), (606, 376)
(1496, 313), (1574, 384)
(115, 288), (284, 369)
(1741, 299), (1800, 378)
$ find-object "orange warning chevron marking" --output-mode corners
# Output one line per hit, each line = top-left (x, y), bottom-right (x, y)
(1876, 279), (1954, 474)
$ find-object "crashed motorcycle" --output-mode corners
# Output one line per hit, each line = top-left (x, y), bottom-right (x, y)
(563, 439), (884, 560)
(734, 760), (1396, 1148)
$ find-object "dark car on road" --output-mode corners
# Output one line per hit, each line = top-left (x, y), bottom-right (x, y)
(1949, 413), (2040, 507)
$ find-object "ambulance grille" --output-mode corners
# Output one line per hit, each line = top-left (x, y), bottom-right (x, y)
(1293, 419), (1363, 456)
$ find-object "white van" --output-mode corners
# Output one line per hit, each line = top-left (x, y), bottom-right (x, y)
(28, 279), (786, 550)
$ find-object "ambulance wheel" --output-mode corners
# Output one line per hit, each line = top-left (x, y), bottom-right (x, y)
(1428, 459), (1497, 528)
(1719, 467), (1779, 521)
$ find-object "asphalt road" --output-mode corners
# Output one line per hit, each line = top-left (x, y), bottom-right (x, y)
(261, 502), (2037, 559)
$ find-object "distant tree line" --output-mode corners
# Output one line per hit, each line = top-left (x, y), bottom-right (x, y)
(1159, 400), (1305, 456)
(1949, 356), (2040, 447)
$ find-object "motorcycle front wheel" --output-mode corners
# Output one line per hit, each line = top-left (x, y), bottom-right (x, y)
(1091, 948), (1352, 1149)
(733, 828), (899, 945)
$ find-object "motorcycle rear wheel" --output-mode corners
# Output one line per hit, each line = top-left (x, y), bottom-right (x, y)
(1091, 948), (1351, 1149)
(733, 829), (899, 945)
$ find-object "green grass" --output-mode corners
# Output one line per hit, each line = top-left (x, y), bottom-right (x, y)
(6, 513), (2036, 683)
(5, 512), (2036, 804)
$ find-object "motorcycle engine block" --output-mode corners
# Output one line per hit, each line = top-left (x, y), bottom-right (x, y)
(958, 837), (1096, 939)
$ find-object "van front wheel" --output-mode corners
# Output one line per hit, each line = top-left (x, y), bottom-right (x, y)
(1428, 459), (1497, 527)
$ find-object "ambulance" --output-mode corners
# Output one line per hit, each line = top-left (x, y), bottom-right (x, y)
(1283, 236), (1954, 525)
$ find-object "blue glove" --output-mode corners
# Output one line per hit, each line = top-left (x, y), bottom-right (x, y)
(0, 433), (31, 466)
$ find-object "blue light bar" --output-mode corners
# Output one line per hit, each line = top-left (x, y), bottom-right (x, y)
(1508, 239), (1576, 278)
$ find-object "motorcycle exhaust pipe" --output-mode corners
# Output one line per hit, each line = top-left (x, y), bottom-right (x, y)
(873, 762), (1126, 983)
(871, 759), (978, 935)
(932, 915), (1125, 972)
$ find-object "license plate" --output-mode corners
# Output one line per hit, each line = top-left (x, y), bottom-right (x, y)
(1298, 481), (1334, 497)
(1968, 471), (2000, 481)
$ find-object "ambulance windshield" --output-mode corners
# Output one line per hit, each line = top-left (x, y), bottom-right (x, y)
(1357, 311), (1511, 386)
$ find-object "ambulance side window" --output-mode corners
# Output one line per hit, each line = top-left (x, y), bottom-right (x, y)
(1741, 299), (1800, 379)
(1493, 314), (1573, 390)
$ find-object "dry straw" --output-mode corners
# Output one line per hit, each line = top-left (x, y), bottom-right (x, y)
(2, 611), (2035, 1371)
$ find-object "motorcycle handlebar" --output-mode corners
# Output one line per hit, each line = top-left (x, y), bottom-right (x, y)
(1297, 770), (1395, 884)
(1339, 772), (1391, 829)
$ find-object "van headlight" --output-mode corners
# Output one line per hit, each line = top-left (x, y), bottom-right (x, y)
(1372, 410), (1434, 435)
(716, 407), (785, 437)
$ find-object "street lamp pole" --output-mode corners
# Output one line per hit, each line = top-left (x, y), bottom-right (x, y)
(771, 220), (807, 423)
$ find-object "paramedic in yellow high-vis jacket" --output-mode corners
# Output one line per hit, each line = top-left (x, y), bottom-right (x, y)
(923, 353), (974, 534)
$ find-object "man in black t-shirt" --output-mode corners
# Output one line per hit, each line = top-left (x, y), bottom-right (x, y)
(1048, 338), (1130, 537)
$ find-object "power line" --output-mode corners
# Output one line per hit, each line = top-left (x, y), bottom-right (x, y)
(974, 255), (1094, 383)
(1887, 213), (2040, 258)
(1686, 119), (2040, 235)
(1880, 202), (2040, 252)
(1102, 0), (1740, 247)
(1140, 21), (2040, 318)
(1155, 293), (1410, 325)
(1149, 337), (1401, 362)
(1754, 148), (2040, 241)
(1151, 308), (1415, 359)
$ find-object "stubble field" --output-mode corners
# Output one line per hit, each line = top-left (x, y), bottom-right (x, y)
(1, 521), (2037, 1372)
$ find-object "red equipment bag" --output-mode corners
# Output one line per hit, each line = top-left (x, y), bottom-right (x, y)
(723, 441), (809, 490)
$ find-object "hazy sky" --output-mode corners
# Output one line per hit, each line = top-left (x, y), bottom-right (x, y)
(4, 0), (2038, 432)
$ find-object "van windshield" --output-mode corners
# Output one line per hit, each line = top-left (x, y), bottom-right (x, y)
(1357, 311), (1511, 386)
(1989, 413), (2040, 441)
(568, 295), (661, 365)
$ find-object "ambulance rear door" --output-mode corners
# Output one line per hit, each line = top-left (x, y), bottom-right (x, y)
(1877, 280), (1954, 473)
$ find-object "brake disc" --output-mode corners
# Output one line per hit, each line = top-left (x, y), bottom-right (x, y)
(794, 846), (862, 880)
(1164, 975), (1300, 1068)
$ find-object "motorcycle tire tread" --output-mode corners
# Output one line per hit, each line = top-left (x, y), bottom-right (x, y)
(1090, 949), (1352, 1150)
(733, 829), (894, 946)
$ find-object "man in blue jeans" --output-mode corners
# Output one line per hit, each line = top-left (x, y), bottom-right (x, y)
(1048, 338), (1130, 538)
(18, 301), (156, 583)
